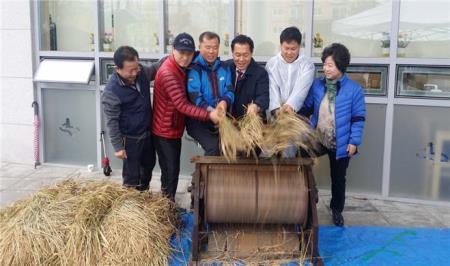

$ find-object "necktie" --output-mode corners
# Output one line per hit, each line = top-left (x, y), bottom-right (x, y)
(237, 70), (243, 82)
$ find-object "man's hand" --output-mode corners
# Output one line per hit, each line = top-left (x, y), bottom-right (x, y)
(115, 149), (127, 159)
(209, 109), (222, 124)
(216, 100), (227, 115)
(246, 103), (260, 114)
(347, 144), (357, 157)
(281, 104), (294, 113)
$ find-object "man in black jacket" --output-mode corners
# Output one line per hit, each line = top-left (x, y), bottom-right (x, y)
(101, 46), (161, 191)
(227, 35), (269, 119)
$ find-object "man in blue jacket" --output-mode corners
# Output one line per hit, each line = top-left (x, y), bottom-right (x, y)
(227, 34), (269, 120)
(300, 43), (366, 226)
(186, 31), (234, 156)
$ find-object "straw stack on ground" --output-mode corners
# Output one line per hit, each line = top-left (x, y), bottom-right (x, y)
(0, 179), (178, 266)
(0, 180), (81, 265)
(101, 192), (177, 265)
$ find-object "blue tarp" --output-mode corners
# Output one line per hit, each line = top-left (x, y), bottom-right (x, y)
(169, 212), (450, 266)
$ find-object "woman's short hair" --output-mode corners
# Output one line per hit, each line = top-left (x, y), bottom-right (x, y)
(321, 43), (351, 73)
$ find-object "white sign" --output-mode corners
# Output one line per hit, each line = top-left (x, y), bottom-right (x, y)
(34, 59), (94, 84)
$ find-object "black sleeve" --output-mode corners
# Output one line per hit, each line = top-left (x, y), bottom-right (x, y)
(254, 69), (270, 113)
(142, 56), (168, 81)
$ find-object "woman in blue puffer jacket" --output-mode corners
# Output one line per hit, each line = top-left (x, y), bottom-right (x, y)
(300, 43), (366, 226)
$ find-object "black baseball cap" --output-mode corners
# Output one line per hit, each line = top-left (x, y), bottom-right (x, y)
(173, 32), (195, 52)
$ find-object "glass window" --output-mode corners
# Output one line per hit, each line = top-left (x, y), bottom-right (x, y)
(43, 88), (97, 165)
(236, 0), (308, 56)
(315, 64), (388, 96)
(314, 104), (386, 194)
(390, 105), (450, 201)
(397, 66), (450, 98)
(398, 1), (450, 58)
(39, 1), (95, 52)
(313, 0), (392, 58)
(166, 0), (232, 56)
(100, 0), (161, 53)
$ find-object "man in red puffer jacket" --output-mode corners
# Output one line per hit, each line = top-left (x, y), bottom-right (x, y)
(152, 32), (221, 201)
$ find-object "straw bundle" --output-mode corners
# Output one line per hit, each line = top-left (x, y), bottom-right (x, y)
(218, 110), (265, 162)
(218, 111), (318, 161)
(262, 111), (318, 158)
(218, 115), (246, 162)
(238, 111), (264, 157)
(0, 179), (178, 266)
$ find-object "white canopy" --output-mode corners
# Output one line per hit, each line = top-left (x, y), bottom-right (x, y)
(332, 1), (450, 41)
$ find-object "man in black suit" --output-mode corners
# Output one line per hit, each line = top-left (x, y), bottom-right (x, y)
(227, 35), (269, 119)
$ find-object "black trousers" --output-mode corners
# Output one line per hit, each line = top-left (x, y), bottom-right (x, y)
(186, 118), (220, 156)
(326, 149), (350, 213)
(301, 145), (350, 213)
(122, 134), (156, 191)
(154, 135), (182, 200)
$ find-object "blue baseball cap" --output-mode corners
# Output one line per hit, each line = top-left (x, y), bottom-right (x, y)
(173, 32), (195, 52)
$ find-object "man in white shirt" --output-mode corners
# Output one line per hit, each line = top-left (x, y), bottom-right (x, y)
(265, 26), (315, 157)
(266, 26), (315, 114)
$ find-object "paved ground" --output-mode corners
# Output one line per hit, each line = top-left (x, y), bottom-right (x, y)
(1, 161), (449, 227)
